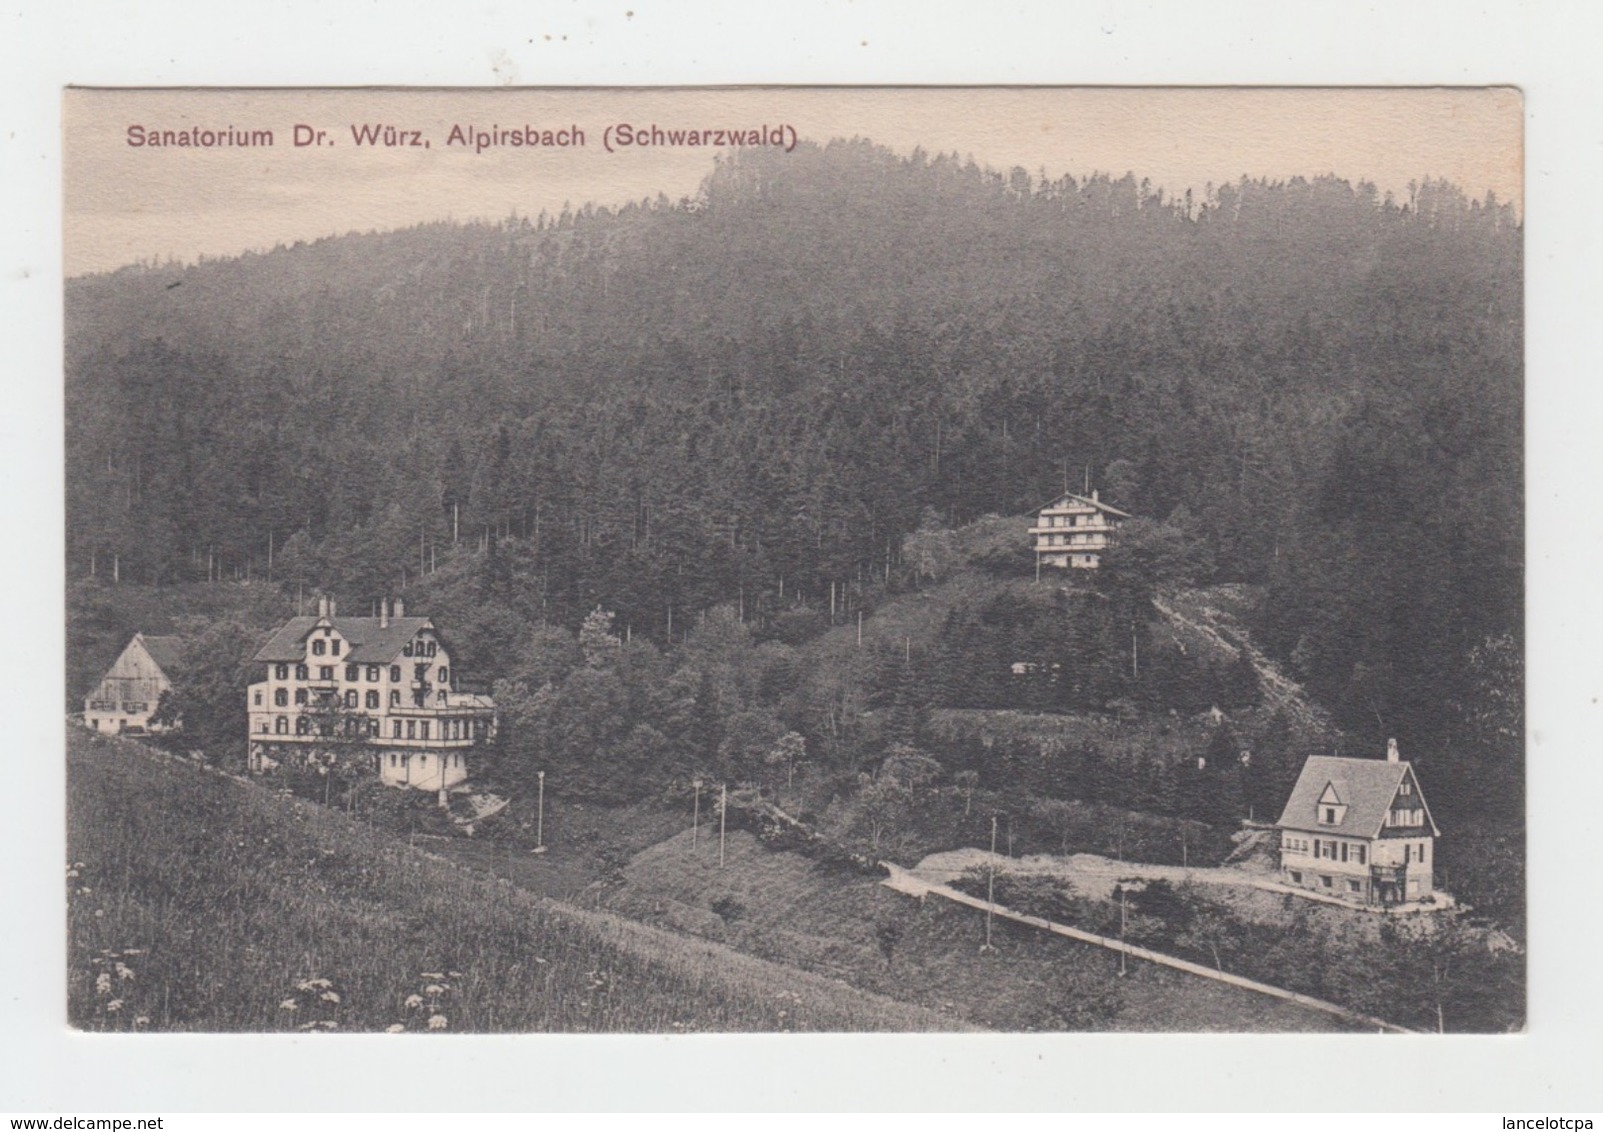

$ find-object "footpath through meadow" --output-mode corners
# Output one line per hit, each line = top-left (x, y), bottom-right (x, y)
(880, 861), (1421, 1034)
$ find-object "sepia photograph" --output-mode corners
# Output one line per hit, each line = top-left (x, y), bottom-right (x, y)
(60, 85), (1525, 1040)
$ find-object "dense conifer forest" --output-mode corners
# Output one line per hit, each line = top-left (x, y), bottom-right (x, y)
(65, 139), (1522, 828)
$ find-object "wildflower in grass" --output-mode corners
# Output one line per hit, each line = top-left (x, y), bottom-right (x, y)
(115, 963), (135, 981)
(425, 984), (446, 997)
(95, 973), (112, 996)
(404, 994), (423, 1009)
(134, 1016), (150, 1028)
(93, 909), (104, 918)
(427, 1014), (448, 1030)
(106, 999), (123, 1013)
(280, 976), (346, 1031)
(386, 1024), (405, 1034)
(66, 869), (79, 880)
(420, 971), (445, 980)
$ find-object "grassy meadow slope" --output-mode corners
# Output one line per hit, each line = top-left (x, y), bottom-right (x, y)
(66, 728), (968, 1033)
(598, 827), (1357, 1032)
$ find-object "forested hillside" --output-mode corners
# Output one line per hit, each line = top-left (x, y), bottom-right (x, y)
(65, 139), (1522, 811)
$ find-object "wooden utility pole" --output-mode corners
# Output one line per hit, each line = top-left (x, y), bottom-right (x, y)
(718, 783), (727, 868)
(982, 815), (998, 954)
(1118, 885), (1129, 977)
(691, 779), (702, 850)
(536, 770), (546, 851)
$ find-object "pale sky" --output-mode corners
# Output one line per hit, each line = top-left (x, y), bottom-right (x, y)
(64, 87), (1522, 277)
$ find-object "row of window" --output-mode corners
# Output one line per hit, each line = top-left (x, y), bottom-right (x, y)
(1383, 808), (1426, 827)
(384, 751), (463, 770)
(1287, 871), (1366, 895)
(87, 700), (147, 713)
(1286, 838), (1429, 866)
(1038, 514), (1109, 528)
(1285, 837), (1369, 865)
(257, 715), (487, 740)
(260, 687), (444, 709)
(306, 637), (440, 659)
(271, 662), (449, 685)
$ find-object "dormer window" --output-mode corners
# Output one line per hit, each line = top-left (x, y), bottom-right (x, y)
(1316, 783), (1347, 826)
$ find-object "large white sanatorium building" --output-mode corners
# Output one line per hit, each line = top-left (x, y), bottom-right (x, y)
(247, 597), (496, 792)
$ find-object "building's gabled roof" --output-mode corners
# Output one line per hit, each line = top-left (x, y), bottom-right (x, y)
(252, 616), (434, 664)
(1275, 755), (1439, 838)
(1032, 491), (1133, 520)
(136, 634), (185, 673)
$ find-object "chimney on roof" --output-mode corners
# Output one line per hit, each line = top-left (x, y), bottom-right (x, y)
(1091, 489), (1099, 502)
(317, 595), (329, 619)
(380, 599), (389, 629)
(395, 597), (405, 618)
(328, 599), (336, 618)
(1387, 738), (1400, 763)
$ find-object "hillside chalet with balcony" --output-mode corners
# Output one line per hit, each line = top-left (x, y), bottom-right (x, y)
(247, 597), (496, 792)
(1030, 489), (1130, 570)
(1275, 740), (1440, 907)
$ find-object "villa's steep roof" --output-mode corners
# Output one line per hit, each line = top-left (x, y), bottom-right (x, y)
(1276, 755), (1438, 838)
(252, 616), (434, 664)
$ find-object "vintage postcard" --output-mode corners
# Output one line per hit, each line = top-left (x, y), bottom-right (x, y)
(62, 86), (1523, 1037)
